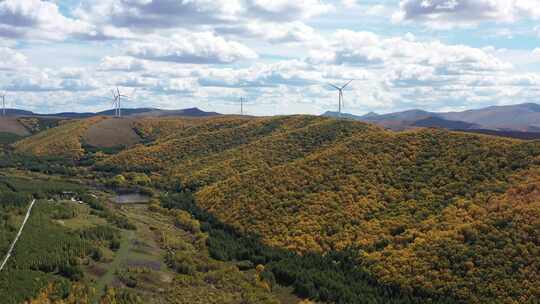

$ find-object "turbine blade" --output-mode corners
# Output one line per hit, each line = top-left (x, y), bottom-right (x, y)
(341, 80), (353, 90)
(329, 84), (340, 90)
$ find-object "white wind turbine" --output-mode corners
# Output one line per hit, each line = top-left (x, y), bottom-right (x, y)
(112, 87), (137, 118)
(0, 92), (5, 117)
(116, 87), (128, 118)
(240, 97), (245, 115)
(329, 80), (353, 117)
(111, 90), (120, 117)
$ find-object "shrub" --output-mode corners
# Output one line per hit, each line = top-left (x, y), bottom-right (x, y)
(174, 210), (201, 234)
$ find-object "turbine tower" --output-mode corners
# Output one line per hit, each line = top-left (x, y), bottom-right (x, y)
(111, 90), (119, 117)
(329, 80), (353, 117)
(111, 87), (133, 118)
(240, 97), (245, 115)
(116, 87), (128, 118)
(1, 93), (5, 117)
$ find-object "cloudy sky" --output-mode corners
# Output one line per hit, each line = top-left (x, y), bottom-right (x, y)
(1, 0), (540, 115)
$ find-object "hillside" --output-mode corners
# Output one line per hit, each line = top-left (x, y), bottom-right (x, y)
(0, 118), (30, 137)
(99, 116), (380, 183)
(15, 117), (144, 158)
(195, 127), (540, 302)
(83, 118), (141, 148)
(0, 117), (65, 145)
(94, 116), (540, 302)
(14, 117), (105, 159)
(9, 115), (540, 303)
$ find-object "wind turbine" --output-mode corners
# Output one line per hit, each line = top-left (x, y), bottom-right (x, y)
(115, 87), (128, 118)
(240, 97), (245, 115)
(1, 93), (5, 117)
(111, 90), (119, 117)
(329, 80), (353, 117)
(111, 87), (136, 118)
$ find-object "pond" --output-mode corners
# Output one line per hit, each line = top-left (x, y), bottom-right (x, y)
(113, 193), (151, 204)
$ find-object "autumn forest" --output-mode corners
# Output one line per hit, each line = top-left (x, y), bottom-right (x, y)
(1, 115), (540, 303)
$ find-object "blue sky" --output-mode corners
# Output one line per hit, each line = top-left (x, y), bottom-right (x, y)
(1, 0), (540, 115)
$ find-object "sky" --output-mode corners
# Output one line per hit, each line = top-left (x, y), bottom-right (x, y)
(1, 0), (540, 115)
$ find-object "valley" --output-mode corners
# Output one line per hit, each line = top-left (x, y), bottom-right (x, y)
(1, 114), (540, 303)
(0, 171), (282, 304)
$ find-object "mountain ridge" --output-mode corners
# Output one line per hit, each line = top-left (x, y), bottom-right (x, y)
(323, 102), (540, 132)
(0, 107), (220, 119)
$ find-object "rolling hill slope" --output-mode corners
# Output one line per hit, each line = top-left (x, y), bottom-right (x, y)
(195, 127), (540, 302)
(0, 118), (30, 137)
(14, 117), (105, 159)
(83, 118), (141, 148)
(14, 116), (143, 158)
(11, 115), (540, 303)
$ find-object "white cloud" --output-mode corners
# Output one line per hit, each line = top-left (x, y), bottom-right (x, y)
(99, 56), (147, 72)
(216, 21), (325, 45)
(0, 0), (90, 40)
(245, 0), (332, 21)
(59, 78), (99, 92)
(74, 0), (243, 30)
(151, 78), (198, 95)
(0, 47), (28, 70)
(342, 0), (358, 8)
(127, 32), (258, 64)
(310, 30), (511, 73)
(75, 0), (329, 33)
(393, 0), (540, 28)
(6, 73), (61, 92)
(56, 67), (86, 79)
(115, 76), (157, 88)
(341, 1), (388, 17)
(4, 69), (98, 92)
(71, 0), (332, 47)
(197, 60), (323, 88)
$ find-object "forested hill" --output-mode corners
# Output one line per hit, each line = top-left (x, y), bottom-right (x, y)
(11, 115), (540, 303)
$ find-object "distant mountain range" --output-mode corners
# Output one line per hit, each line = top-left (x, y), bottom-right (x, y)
(0, 107), (220, 119)
(323, 103), (540, 133)
(5, 103), (540, 138)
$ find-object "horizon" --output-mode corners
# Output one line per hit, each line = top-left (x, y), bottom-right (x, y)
(1, 1), (540, 116)
(2, 101), (540, 117)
